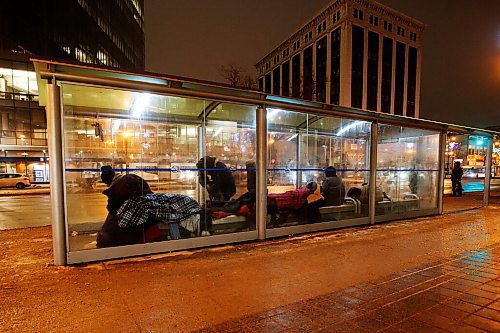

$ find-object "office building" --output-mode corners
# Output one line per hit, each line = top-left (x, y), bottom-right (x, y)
(0, 0), (145, 179)
(256, 0), (424, 118)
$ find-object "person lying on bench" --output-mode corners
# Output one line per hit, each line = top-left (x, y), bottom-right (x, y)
(269, 181), (325, 224)
(346, 183), (389, 204)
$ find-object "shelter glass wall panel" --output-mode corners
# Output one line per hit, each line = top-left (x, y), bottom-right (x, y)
(444, 133), (488, 211)
(266, 108), (371, 228)
(61, 83), (257, 253)
(376, 125), (440, 216)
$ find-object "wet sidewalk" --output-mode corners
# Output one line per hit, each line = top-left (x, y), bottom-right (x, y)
(0, 206), (499, 332)
(199, 244), (499, 332)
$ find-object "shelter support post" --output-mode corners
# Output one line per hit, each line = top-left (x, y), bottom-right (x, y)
(483, 138), (493, 206)
(46, 82), (66, 266)
(369, 122), (378, 224)
(438, 131), (447, 214)
(256, 106), (267, 239)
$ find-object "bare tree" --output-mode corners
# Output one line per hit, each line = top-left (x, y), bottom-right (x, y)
(218, 64), (256, 90)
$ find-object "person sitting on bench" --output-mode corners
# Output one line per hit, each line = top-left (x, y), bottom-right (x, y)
(321, 166), (345, 206)
(196, 156), (236, 202)
(97, 166), (162, 248)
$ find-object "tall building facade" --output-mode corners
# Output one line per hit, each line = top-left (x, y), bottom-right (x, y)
(256, 0), (424, 118)
(0, 0), (145, 180)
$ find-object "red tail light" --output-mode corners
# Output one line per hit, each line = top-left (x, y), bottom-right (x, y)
(24, 177), (29, 181)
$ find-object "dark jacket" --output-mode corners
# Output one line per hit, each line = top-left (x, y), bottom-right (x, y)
(97, 174), (156, 248)
(197, 156), (236, 201)
(322, 176), (345, 206)
(451, 167), (463, 183)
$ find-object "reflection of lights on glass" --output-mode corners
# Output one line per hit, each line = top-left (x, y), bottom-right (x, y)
(130, 93), (152, 118)
(269, 138), (275, 144)
(336, 120), (364, 136)
(267, 108), (283, 119)
(213, 128), (223, 136)
(451, 136), (457, 141)
(123, 131), (133, 138)
(287, 134), (298, 141)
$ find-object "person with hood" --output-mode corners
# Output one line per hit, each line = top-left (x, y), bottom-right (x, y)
(96, 166), (161, 248)
(321, 166), (345, 206)
(451, 161), (463, 197)
(196, 156), (236, 202)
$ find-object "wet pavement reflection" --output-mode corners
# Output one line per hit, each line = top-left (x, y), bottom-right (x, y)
(197, 244), (500, 333)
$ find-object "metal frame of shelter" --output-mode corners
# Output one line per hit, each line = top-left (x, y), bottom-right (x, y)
(32, 58), (499, 266)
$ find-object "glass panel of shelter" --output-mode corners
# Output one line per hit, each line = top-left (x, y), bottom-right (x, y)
(61, 83), (257, 252)
(266, 108), (371, 228)
(376, 124), (440, 216)
(444, 133), (488, 211)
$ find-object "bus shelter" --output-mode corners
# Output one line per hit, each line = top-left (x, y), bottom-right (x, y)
(33, 59), (498, 265)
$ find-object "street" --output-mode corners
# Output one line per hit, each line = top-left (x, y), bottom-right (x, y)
(1, 178), (499, 230)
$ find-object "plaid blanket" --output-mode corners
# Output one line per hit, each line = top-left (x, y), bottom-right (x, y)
(117, 194), (202, 228)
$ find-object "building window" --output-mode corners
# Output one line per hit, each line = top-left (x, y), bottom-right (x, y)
(351, 25), (364, 108)
(353, 8), (364, 20)
(333, 10), (341, 23)
(282, 61), (290, 97)
(407, 47), (418, 117)
(273, 55), (280, 65)
(316, 36), (328, 102)
(397, 26), (405, 37)
(317, 21), (327, 34)
(283, 48), (290, 58)
(394, 42), (406, 115)
(330, 27), (341, 105)
(369, 15), (379, 26)
(303, 46), (313, 100)
(304, 31), (313, 43)
(384, 21), (393, 32)
(367, 31), (379, 111)
(273, 67), (280, 95)
(381, 37), (393, 113)
(265, 73), (271, 94)
(258, 77), (264, 92)
(292, 54), (301, 98)
(293, 40), (301, 51)
(409, 32), (417, 41)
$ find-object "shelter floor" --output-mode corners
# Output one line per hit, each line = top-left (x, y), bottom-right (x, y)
(0, 205), (499, 332)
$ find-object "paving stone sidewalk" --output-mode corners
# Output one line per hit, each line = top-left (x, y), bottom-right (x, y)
(196, 244), (500, 333)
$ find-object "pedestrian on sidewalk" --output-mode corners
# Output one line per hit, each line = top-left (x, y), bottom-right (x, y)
(451, 161), (463, 197)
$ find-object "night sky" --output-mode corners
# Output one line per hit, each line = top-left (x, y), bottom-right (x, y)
(145, 0), (499, 128)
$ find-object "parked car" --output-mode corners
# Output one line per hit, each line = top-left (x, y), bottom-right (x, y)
(0, 173), (31, 189)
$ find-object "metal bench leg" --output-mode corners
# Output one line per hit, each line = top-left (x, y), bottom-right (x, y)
(169, 223), (181, 240)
